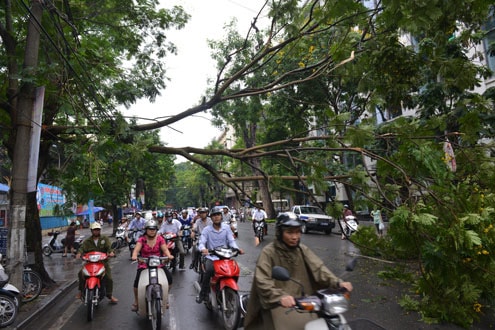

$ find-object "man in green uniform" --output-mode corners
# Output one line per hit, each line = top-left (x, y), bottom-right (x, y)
(75, 222), (118, 303)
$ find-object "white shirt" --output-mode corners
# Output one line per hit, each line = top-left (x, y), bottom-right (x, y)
(252, 209), (267, 221)
(158, 219), (182, 235)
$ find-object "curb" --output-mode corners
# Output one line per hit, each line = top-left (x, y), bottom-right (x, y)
(14, 279), (78, 330)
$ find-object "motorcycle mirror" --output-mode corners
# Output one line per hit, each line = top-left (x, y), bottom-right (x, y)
(345, 258), (357, 272)
(272, 266), (306, 296)
(271, 266), (291, 281)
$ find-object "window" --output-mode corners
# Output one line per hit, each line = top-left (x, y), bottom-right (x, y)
(483, 7), (495, 74)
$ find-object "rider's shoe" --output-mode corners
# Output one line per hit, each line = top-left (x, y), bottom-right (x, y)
(195, 295), (203, 304)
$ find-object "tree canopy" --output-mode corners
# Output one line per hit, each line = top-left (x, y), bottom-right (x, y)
(1, 0), (495, 327)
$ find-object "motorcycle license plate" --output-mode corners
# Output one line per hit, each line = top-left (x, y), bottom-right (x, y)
(320, 223), (328, 226)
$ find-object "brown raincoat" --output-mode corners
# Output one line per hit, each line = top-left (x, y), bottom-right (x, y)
(243, 240), (341, 330)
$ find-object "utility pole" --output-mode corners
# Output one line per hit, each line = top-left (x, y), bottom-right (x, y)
(8, 0), (43, 289)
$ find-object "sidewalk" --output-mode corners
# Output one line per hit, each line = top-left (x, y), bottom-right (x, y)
(12, 224), (114, 329)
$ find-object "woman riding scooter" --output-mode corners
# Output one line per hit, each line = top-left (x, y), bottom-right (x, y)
(131, 219), (174, 311)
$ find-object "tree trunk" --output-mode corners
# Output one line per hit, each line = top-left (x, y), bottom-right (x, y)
(8, 0), (49, 289)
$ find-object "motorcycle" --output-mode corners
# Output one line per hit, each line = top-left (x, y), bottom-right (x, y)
(190, 236), (202, 273)
(240, 259), (386, 330)
(42, 231), (84, 256)
(163, 232), (179, 272)
(230, 219), (238, 239)
(343, 216), (359, 238)
(128, 229), (144, 258)
(254, 220), (264, 244)
(111, 224), (127, 250)
(80, 251), (108, 321)
(135, 256), (169, 330)
(199, 246), (241, 330)
(180, 225), (192, 254)
(0, 254), (20, 328)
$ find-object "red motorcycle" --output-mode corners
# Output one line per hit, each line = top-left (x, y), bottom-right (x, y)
(81, 251), (108, 321)
(163, 232), (179, 272)
(202, 246), (241, 330)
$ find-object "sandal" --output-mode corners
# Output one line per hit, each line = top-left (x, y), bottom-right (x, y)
(131, 304), (138, 311)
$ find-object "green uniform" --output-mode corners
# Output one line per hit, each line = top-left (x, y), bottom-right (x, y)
(77, 235), (115, 296)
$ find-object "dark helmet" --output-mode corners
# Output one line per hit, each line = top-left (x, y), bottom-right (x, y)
(164, 211), (172, 217)
(276, 212), (302, 229)
(197, 207), (208, 213)
(145, 219), (158, 230)
(276, 212), (302, 243)
(209, 206), (223, 217)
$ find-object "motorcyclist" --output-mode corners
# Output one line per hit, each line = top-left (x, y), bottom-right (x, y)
(128, 212), (146, 231)
(243, 212), (353, 330)
(342, 204), (354, 239)
(189, 207), (212, 270)
(252, 204), (268, 235)
(158, 211), (186, 270)
(178, 209), (193, 226)
(75, 222), (118, 304)
(221, 206), (238, 238)
(156, 211), (164, 227)
(196, 206), (244, 303)
(131, 219), (174, 311)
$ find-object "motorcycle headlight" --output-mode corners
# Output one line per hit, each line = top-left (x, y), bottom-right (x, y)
(88, 254), (102, 262)
(148, 257), (161, 267)
(322, 293), (348, 315)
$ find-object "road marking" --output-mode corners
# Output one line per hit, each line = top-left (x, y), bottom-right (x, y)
(168, 293), (178, 330)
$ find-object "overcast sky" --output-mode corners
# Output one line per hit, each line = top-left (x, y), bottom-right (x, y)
(124, 0), (266, 153)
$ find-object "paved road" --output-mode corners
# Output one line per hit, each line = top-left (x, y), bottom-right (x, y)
(14, 220), (494, 329)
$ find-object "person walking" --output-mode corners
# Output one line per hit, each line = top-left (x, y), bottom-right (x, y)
(371, 208), (384, 238)
(63, 221), (78, 257)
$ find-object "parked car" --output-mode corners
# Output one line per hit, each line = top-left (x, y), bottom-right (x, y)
(291, 205), (335, 235)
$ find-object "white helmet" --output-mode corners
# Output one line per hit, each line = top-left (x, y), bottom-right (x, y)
(144, 212), (153, 221)
(90, 222), (102, 230)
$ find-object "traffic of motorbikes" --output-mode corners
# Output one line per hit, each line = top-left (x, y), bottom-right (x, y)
(0, 206), (381, 330)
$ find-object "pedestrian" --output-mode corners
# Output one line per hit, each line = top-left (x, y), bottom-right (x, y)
(243, 212), (352, 329)
(63, 221), (77, 257)
(107, 213), (113, 226)
(371, 208), (384, 237)
(75, 222), (118, 303)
